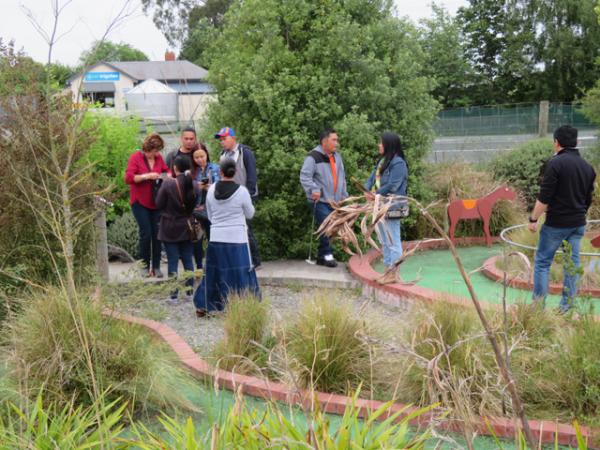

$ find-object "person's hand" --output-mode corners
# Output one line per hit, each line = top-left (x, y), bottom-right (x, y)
(528, 221), (538, 233)
(311, 191), (321, 202)
(145, 172), (160, 181)
(364, 191), (375, 201)
(201, 182), (211, 191)
(194, 205), (205, 212)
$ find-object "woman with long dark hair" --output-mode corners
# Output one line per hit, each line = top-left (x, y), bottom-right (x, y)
(191, 143), (220, 269)
(364, 132), (409, 274)
(155, 156), (198, 303)
(124, 132), (169, 278)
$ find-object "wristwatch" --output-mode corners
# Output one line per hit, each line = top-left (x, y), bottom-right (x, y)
(528, 216), (538, 223)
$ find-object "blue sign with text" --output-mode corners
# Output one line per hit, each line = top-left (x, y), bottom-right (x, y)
(84, 72), (120, 82)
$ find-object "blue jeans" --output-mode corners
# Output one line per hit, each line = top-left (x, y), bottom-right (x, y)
(164, 241), (194, 299)
(131, 202), (161, 271)
(310, 201), (334, 257)
(533, 224), (585, 312)
(376, 219), (402, 267)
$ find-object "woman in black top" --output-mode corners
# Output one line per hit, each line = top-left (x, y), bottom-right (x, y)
(155, 156), (198, 303)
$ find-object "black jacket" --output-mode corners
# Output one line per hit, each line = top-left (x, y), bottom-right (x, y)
(155, 177), (198, 242)
(538, 148), (596, 228)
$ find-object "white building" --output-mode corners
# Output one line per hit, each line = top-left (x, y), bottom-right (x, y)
(68, 58), (216, 123)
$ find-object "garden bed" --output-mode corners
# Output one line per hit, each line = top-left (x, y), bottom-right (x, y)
(107, 281), (598, 447)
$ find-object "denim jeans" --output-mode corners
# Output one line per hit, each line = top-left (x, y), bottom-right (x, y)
(131, 202), (161, 271)
(164, 241), (194, 299)
(376, 218), (403, 267)
(533, 224), (585, 312)
(310, 201), (334, 257)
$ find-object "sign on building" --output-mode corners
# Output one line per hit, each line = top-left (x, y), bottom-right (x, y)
(84, 72), (120, 82)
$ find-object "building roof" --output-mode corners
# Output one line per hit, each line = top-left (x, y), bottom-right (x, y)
(127, 79), (177, 95)
(108, 60), (208, 81)
(166, 81), (216, 94)
(68, 60), (209, 84)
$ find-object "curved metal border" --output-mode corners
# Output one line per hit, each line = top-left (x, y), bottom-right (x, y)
(500, 219), (600, 257)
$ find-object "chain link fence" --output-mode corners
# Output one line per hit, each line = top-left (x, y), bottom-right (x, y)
(430, 102), (598, 163)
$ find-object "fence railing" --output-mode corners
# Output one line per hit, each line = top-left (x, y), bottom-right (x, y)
(434, 102), (595, 137)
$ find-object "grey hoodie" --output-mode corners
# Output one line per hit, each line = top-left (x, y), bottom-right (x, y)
(206, 181), (255, 244)
(299, 145), (348, 203)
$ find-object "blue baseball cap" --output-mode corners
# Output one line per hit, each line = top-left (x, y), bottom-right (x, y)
(214, 127), (236, 138)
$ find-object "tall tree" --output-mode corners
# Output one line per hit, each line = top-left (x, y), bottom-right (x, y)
(418, 3), (475, 107)
(0, 39), (45, 97)
(78, 41), (148, 68)
(202, 0), (437, 259)
(179, 0), (233, 68)
(141, 0), (197, 46)
(458, 0), (600, 104)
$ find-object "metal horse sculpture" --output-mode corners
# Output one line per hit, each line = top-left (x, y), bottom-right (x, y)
(447, 186), (516, 247)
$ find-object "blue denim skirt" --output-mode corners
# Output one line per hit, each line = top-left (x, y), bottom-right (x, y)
(193, 241), (261, 312)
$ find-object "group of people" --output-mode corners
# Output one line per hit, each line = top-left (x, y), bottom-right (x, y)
(125, 126), (410, 316)
(125, 122), (593, 317)
(125, 126), (260, 316)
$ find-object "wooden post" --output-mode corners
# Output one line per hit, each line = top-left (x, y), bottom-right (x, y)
(94, 197), (110, 281)
(538, 100), (549, 137)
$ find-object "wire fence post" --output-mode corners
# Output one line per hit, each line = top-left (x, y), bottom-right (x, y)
(538, 100), (549, 137)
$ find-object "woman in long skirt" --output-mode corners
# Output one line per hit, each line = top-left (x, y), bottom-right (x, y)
(193, 159), (260, 316)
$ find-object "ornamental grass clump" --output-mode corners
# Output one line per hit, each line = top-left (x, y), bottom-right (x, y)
(213, 292), (271, 374)
(399, 301), (501, 416)
(282, 295), (384, 395)
(4, 287), (197, 416)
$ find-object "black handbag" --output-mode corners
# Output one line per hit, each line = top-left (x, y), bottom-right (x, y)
(386, 204), (409, 219)
(175, 179), (203, 242)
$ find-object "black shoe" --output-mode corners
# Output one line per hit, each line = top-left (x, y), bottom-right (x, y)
(316, 256), (337, 268)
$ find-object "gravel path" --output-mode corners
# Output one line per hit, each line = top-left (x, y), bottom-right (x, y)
(112, 284), (413, 358)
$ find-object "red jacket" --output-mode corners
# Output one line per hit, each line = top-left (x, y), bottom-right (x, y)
(125, 150), (170, 209)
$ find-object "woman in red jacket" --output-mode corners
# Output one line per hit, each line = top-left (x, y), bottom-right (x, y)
(124, 133), (169, 277)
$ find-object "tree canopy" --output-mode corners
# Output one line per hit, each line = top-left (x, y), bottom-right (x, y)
(78, 41), (149, 68)
(200, 0), (437, 259)
(456, 0), (600, 104)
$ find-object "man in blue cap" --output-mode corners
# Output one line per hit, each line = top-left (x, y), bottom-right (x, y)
(215, 126), (261, 268)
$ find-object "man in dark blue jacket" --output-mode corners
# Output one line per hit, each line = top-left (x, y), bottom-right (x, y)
(216, 127), (261, 268)
(528, 125), (596, 312)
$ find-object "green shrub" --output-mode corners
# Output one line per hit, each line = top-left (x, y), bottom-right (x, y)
(201, 0), (437, 260)
(213, 293), (271, 373)
(282, 295), (382, 394)
(4, 287), (197, 415)
(490, 138), (553, 209)
(79, 113), (141, 219)
(107, 211), (139, 259)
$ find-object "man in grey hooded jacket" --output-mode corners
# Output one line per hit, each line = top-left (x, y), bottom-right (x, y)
(299, 129), (348, 267)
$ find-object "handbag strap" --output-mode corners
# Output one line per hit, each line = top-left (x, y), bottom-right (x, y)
(174, 178), (186, 212)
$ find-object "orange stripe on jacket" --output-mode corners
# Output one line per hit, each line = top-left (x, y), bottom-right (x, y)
(328, 154), (338, 193)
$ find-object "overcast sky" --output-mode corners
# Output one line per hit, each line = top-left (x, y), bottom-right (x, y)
(1, 0), (468, 66)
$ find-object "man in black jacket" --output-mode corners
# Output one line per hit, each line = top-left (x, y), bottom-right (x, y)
(528, 125), (596, 312)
